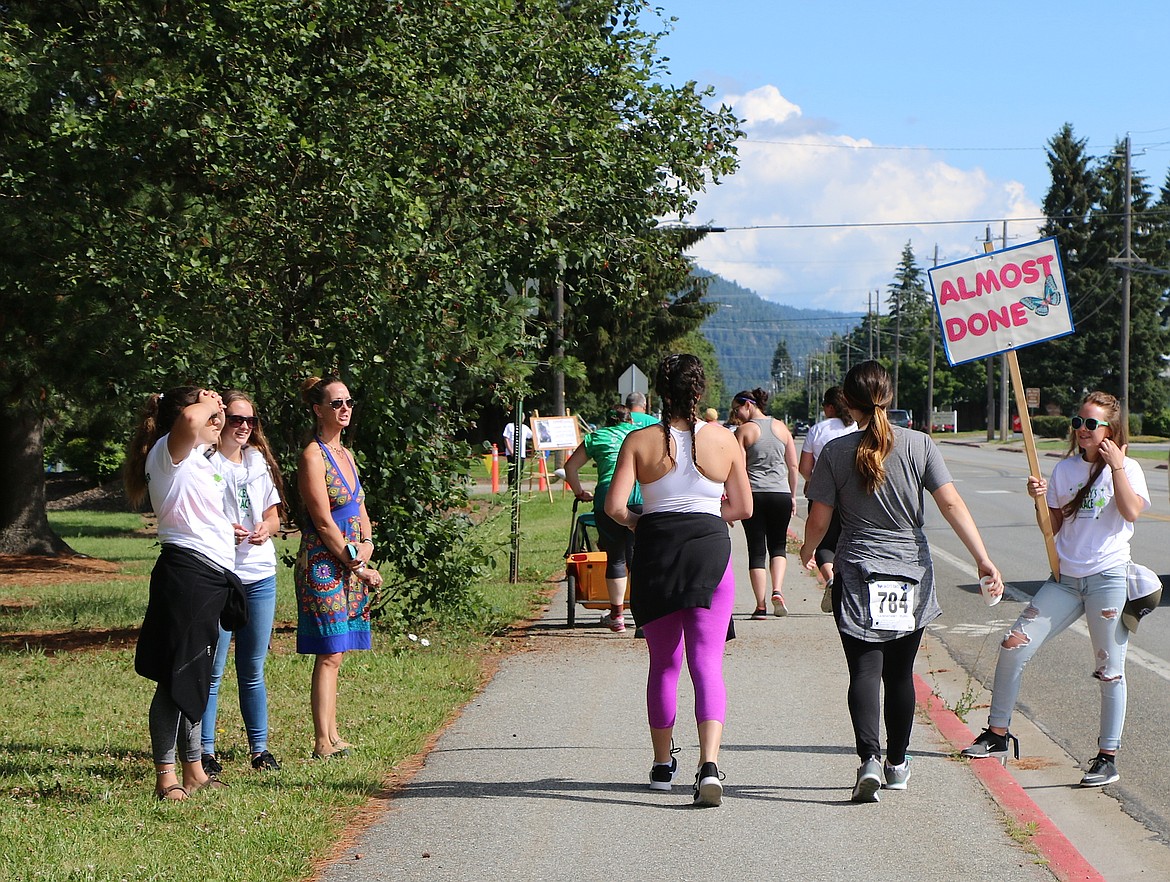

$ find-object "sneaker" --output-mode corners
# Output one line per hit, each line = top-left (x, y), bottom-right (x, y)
(772, 594), (788, 617)
(749, 607), (768, 621)
(883, 756), (912, 790)
(649, 757), (677, 791)
(693, 761), (724, 807)
(201, 753), (223, 778)
(851, 757), (882, 803)
(251, 750), (281, 771)
(961, 728), (1020, 761)
(1080, 754), (1119, 787)
(820, 585), (833, 614)
(600, 612), (626, 632)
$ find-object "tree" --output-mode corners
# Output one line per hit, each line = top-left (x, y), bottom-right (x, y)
(0, 0), (741, 617)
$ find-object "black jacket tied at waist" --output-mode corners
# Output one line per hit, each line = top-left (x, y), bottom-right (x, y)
(630, 512), (731, 628)
(134, 545), (247, 723)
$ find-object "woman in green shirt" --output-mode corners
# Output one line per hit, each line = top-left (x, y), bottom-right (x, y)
(565, 406), (644, 631)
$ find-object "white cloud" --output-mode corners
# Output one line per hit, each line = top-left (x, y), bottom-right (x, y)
(688, 85), (1045, 316)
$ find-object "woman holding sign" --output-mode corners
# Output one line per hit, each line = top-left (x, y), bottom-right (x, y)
(801, 361), (1001, 803)
(962, 391), (1148, 788)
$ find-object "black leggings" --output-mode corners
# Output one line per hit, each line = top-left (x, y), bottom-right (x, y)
(809, 501), (842, 569)
(743, 491), (792, 569)
(838, 626), (924, 765)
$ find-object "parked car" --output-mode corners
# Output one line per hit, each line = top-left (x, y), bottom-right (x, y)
(792, 420), (810, 436)
(888, 409), (912, 429)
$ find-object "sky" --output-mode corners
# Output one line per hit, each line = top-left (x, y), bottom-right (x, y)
(652, 1), (1170, 319)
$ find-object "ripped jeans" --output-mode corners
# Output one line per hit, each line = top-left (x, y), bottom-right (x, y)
(987, 566), (1128, 751)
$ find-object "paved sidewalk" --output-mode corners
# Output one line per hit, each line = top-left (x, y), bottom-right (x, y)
(318, 531), (1064, 882)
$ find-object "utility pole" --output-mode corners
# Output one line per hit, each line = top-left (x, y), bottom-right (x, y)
(893, 283), (901, 409)
(999, 220), (1010, 441)
(1121, 134), (1132, 426)
(927, 244), (938, 436)
(874, 291), (881, 360)
(984, 227), (995, 441)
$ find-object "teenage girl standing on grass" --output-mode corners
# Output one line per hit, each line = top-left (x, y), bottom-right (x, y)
(201, 390), (286, 776)
(125, 387), (245, 801)
(962, 391), (1148, 788)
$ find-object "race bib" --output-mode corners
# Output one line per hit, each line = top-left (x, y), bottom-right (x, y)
(868, 580), (916, 632)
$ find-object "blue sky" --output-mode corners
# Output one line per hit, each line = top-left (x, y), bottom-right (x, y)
(652, 1), (1170, 316)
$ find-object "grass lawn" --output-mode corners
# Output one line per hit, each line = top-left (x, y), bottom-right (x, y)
(0, 491), (578, 882)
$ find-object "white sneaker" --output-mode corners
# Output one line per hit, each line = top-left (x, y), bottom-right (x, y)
(820, 585), (833, 614)
(771, 594), (788, 617)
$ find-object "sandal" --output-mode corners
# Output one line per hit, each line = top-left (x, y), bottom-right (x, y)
(155, 784), (188, 802)
(185, 777), (229, 796)
(311, 747), (351, 761)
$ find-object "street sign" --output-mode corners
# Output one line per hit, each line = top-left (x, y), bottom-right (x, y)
(618, 364), (648, 398)
(1025, 387), (1040, 410)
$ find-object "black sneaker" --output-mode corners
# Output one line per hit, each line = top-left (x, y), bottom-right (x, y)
(749, 608), (768, 620)
(251, 750), (281, 771)
(201, 753), (223, 777)
(649, 757), (677, 791)
(960, 729), (1020, 761)
(1080, 754), (1119, 787)
(693, 761), (724, 807)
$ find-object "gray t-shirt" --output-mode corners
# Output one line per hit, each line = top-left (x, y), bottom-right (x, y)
(807, 426), (953, 641)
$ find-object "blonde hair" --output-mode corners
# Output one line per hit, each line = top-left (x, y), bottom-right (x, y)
(1061, 391), (1124, 519)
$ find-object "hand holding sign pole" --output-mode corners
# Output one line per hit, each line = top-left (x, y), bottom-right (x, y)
(928, 238), (1071, 581)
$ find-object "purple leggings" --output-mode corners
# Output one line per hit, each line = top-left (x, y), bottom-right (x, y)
(643, 559), (735, 729)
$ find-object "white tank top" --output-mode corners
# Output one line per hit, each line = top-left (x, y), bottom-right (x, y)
(640, 423), (724, 516)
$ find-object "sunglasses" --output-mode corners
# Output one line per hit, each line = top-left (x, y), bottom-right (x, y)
(226, 414), (259, 429)
(328, 398), (357, 410)
(1070, 416), (1109, 431)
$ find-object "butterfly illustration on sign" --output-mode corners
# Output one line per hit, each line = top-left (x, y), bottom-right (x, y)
(1019, 275), (1062, 317)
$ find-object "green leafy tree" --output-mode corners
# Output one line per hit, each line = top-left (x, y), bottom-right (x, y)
(0, 0), (741, 618)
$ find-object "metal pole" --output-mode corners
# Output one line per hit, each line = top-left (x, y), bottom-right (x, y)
(984, 229), (994, 441)
(508, 398), (522, 583)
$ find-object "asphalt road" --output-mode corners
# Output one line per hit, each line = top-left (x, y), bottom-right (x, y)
(919, 440), (1170, 849)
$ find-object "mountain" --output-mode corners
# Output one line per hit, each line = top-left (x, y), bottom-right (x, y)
(699, 272), (862, 399)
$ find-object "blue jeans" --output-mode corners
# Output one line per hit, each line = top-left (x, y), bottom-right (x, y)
(201, 574), (277, 755)
(988, 566), (1129, 751)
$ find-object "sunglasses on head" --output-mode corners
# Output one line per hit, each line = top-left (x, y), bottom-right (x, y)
(1071, 416), (1109, 431)
(226, 414), (259, 429)
(328, 398), (356, 410)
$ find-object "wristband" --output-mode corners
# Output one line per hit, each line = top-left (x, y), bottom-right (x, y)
(360, 538), (374, 546)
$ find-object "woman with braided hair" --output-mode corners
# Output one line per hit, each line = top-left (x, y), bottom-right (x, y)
(607, 354), (752, 806)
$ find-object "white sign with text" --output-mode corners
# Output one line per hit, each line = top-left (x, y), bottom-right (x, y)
(927, 237), (1074, 366)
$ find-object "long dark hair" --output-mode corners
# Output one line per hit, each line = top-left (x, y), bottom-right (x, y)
(1061, 391), (1125, 519)
(732, 387), (770, 416)
(123, 386), (203, 508)
(842, 361), (894, 494)
(222, 389), (287, 520)
(822, 386), (854, 427)
(656, 353), (707, 474)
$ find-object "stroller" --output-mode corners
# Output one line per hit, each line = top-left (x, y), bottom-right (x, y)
(563, 497), (625, 627)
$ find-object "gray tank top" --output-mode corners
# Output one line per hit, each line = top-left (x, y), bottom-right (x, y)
(744, 417), (789, 493)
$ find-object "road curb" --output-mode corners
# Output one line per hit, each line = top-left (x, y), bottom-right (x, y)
(914, 675), (1104, 882)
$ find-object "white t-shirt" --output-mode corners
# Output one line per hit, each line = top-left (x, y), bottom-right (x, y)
(211, 447), (281, 582)
(1046, 455), (1150, 578)
(146, 435), (235, 569)
(502, 422), (534, 459)
(804, 417), (859, 461)
(802, 417), (859, 496)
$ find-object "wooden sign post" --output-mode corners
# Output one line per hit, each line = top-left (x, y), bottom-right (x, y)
(928, 238), (1075, 580)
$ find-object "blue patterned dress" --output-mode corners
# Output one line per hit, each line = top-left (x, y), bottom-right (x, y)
(294, 441), (372, 654)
